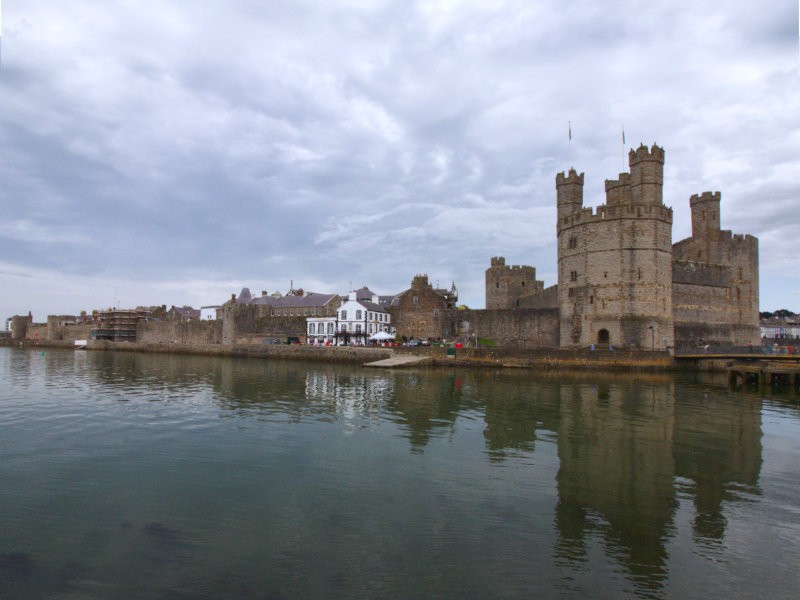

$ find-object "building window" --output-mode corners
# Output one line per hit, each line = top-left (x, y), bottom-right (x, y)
(568, 288), (575, 297)
(283, 308), (287, 316)
(434, 308), (439, 317)
(309, 324), (314, 334)
(271, 309), (275, 316)
(496, 282), (499, 288)
(303, 309), (308, 316)
(412, 296), (419, 304)
(589, 296), (593, 304)
(570, 271), (578, 282)
(356, 310), (361, 320)
(341, 310), (347, 320)
(356, 324), (361, 333)
(290, 309), (294, 316)
(328, 323), (334, 334)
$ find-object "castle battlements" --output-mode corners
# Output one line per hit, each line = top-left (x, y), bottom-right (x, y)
(555, 168), (584, 187)
(690, 191), (721, 206)
(629, 143), (665, 166)
(559, 203), (673, 229)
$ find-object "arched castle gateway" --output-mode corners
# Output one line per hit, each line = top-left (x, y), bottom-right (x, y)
(476, 142), (759, 350)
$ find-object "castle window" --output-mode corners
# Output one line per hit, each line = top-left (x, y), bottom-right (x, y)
(521, 281), (525, 286)
(568, 288), (575, 297)
(604, 272), (608, 278)
(637, 268), (641, 280)
(589, 296), (593, 304)
(413, 296), (419, 305)
(496, 282), (499, 289)
(570, 271), (578, 282)
(568, 236), (577, 249)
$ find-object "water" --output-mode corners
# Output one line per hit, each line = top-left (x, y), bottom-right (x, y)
(1, 348), (798, 599)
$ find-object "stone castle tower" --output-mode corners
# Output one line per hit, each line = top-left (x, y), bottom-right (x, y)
(672, 192), (759, 345)
(485, 257), (544, 309)
(556, 144), (674, 349)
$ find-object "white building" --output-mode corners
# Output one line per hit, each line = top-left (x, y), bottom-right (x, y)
(200, 305), (220, 321)
(306, 290), (394, 345)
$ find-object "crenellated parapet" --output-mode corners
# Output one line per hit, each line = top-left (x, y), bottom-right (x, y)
(628, 143), (665, 166)
(555, 168), (585, 187)
(559, 203), (673, 231)
(689, 191), (721, 206)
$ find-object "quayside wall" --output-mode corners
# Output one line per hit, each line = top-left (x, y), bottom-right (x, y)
(1, 338), (676, 370)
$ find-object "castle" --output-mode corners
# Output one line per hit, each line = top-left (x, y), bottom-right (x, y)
(485, 144), (759, 350)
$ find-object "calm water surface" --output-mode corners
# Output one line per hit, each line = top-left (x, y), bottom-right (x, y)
(1, 348), (799, 599)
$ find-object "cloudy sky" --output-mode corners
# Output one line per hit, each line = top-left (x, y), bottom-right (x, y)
(1, 0), (798, 320)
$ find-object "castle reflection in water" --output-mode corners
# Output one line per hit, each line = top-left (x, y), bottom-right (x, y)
(86, 351), (763, 595)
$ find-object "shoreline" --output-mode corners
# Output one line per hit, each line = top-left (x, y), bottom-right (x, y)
(1, 338), (679, 371)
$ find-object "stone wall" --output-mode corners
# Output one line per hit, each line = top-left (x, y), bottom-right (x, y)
(447, 308), (559, 348)
(138, 320), (223, 345)
(45, 318), (94, 341)
(518, 284), (558, 309)
(222, 304), (307, 345)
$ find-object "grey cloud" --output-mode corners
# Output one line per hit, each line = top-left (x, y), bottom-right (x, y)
(0, 0), (797, 319)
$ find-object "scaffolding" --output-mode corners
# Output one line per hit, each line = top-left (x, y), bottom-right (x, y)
(91, 309), (150, 342)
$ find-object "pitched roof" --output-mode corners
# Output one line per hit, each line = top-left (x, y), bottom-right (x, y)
(172, 306), (200, 319)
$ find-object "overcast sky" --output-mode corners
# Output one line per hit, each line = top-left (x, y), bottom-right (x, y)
(1, 0), (798, 320)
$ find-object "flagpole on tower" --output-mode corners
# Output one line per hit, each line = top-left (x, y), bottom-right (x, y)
(568, 121), (572, 169)
(621, 123), (626, 172)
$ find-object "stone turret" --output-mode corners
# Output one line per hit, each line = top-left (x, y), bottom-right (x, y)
(556, 168), (584, 224)
(629, 144), (665, 206)
(690, 191), (721, 239)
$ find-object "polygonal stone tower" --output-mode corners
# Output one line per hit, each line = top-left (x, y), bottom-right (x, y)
(485, 256), (542, 309)
(556, 144), (674, 349)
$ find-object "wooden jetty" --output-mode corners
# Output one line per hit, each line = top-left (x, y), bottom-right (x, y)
(728, 360), (800, 387)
